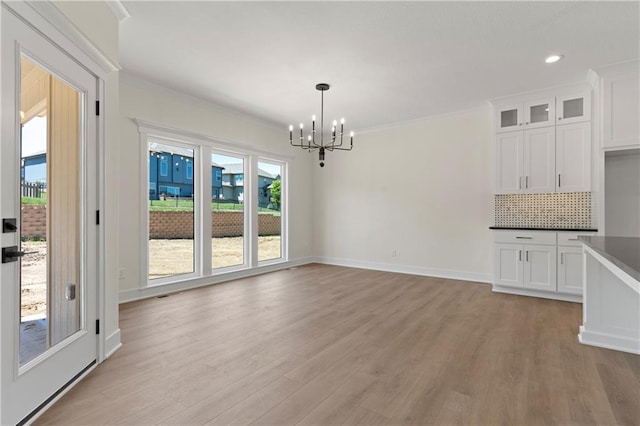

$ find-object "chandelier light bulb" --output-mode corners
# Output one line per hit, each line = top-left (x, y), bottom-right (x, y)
(299, 123), (304, 129)
(289, 125), (293, 131)
(350, 131), (354, 137)
(312, 115), (316, 121)
(341, 118), (345, 124)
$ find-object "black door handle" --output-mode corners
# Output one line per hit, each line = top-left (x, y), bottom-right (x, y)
(2, 246), (30, 263)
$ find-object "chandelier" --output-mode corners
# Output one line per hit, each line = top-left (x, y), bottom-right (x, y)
(289, 83), (354, 167)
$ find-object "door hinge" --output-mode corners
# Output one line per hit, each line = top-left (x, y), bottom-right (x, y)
(96, 319), (100, 335)
(96, 210), (100, 225)
(95, 100), (100, 116)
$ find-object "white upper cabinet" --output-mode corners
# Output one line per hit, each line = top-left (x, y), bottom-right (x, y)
(495, 127), (555, 194)
(524, 98), (556, 129)
(556, 122), (591, 192)
(492, 86), (592, 194)
(497, 98), (556, 133)
(600, 68), (640, 149)
(496, 104), (524, 133)
(523, 127), (556, 193)
(556, 91), (591, 125)
(495, 132), (523, 193)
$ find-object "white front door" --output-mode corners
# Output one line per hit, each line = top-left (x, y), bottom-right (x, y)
(1, 8), (99, 425)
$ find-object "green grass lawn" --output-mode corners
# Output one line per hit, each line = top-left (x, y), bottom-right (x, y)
(21, 196), (46, 205)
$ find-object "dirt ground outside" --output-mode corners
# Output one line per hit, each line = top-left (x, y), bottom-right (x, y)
(20, 237), (281, 316)
(150, 236), (281, 279)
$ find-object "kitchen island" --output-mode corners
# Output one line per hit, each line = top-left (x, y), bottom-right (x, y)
(578, 236), (640, 354)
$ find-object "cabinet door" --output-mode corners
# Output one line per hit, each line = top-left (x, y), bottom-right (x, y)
(602, 72), (640, 149)
(496, 104), (523, 133)
(523, 244), (557, 291)
(556, 122), (591, 192)
(557, 91), (591, 125)
(494, 243), (523, 288)
(524, 97), (556, 129)
(523, 127), (556, 193)
(558, 246), (584, 295)
(495, 132), (523, 194)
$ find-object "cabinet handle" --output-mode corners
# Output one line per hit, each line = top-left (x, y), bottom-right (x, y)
(568, 238), (579, 241)
(560, 253), (564, 264)
(558, 174), (561, 187)
(519, 176), (522, 189)
(526, 251), (529, 262)
(516, 236), (532, 239)
(525, 122), (529, 125)
(526, 176), (528, 188)
(519, 123), (523, 126)
(558, 117), (562, 120)
(519, 250), (522, 261)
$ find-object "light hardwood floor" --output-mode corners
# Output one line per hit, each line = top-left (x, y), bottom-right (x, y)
(36, 264), (640, 425)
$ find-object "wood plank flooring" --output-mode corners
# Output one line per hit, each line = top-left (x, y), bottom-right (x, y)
(36, 264), (640, 425)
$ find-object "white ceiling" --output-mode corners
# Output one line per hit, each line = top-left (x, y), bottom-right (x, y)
(120, 1), (639, 132)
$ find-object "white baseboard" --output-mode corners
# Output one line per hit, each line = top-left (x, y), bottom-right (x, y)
(579, 326), (640, 355)
(492, 285), (582, 303)
(314, 256), (491, 284)
(104, 329), (122, 359)
(119, 257), (315, 303)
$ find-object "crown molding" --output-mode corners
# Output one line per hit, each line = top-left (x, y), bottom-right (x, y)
(6, 0), (121, 74)
(105, 0), (130, 22)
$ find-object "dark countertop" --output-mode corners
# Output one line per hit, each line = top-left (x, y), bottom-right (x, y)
(579, 236), (640, 282)
(490, 226), (598, 232)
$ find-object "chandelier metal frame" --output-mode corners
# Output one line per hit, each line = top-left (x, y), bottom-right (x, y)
(289, 83), (354, 167)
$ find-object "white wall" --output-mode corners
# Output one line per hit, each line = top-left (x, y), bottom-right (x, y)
(118, 76), (314, 295)
(605, 150), (640, 237)
(312, 108), (494, 282)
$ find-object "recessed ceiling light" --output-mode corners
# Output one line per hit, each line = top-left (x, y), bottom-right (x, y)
(545, 54), (564, 64)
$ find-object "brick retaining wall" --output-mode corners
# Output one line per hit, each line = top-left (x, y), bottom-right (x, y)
(150, 211), (280, 238)
(20, 207), (280, 239)
(21, 205), (46, 239)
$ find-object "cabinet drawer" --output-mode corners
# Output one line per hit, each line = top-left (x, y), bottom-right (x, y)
(493, 230), (556, 245)
(557, 232), (595, 247)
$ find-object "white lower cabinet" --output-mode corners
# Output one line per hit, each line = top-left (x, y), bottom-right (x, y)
(557, 246), (585, 295)
(493, 230), (594, 302)
(524, 245), (557, 291)
(493, 243), (556, 291)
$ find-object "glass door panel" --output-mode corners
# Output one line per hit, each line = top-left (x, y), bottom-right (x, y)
(496, 104), (522, 133)
(211, 153), (245, 269)
(148, 141), (195, 280)
(524, 98), (555, 129)
(19, 56), (82, 365)
(257, 161), (282, 262)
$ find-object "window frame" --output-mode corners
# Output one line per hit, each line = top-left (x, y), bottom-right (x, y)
(138, 120), (289, 290)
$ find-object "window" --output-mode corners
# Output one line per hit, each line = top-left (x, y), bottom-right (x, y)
(258, 161), (282, 262)
(212, 152), (245, 269)
(141, 123), (287, 290)
(148, 141), (196, 282)
(160, 156), (168, 176)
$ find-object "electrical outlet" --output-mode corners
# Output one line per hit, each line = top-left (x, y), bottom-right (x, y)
(118, 268), (125, 280)
(391, 250), (397, 257)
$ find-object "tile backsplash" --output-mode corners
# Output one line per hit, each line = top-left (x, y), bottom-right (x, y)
(495, 192), (592, 228)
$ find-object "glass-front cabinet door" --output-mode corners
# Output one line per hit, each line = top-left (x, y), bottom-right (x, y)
(496, 104), (523, 133)
(556, 91), (591, 125)
(524, 98), (555, 129)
